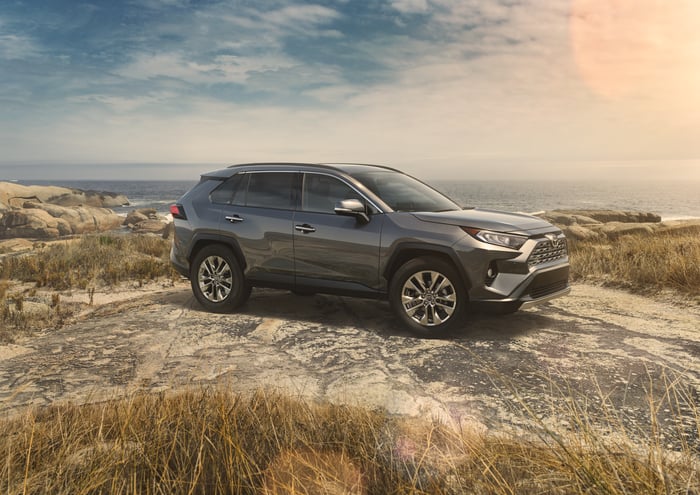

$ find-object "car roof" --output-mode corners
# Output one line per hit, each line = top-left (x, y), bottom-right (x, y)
(200, 162), (402, 180)
(224, 162), (400, 173)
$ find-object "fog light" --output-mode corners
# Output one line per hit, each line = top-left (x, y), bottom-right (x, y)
(485, 262), (498, 286)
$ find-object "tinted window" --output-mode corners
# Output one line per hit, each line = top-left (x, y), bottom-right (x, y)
(246, 172), (296, 210)
(349, 171), (460, 212)
(210, 173), (247, 205)
(302, 174), (363, 213)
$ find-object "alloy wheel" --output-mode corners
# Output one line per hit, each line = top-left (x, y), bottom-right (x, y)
(400, 270), (457, 326)
(198, 255), (233, 302)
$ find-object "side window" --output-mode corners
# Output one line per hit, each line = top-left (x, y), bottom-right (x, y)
(246, 172), (296, 210)
(302, 174), (363, 214)
(210, 173), (248, 205)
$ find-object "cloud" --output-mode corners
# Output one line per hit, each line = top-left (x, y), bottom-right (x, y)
(0, 34), (37, 59)
(0, 18), (39, 60)
(117, 51), (299, 84)
(390, 0), (429, 14)
(0, 0), (698, 179)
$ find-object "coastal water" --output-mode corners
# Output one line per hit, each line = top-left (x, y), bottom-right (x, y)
(17, 179), (700, 220)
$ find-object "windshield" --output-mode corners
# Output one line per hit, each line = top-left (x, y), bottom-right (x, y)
(349, 170), (461, 212)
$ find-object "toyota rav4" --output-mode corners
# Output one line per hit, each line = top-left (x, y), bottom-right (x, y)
(170, 163), (570, 337)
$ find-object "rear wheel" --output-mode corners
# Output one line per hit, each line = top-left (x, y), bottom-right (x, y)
(190, 244), (251, 312)
(389, 257), (467, 337)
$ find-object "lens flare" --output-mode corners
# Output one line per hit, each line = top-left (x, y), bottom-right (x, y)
(570, 0), (700, 100)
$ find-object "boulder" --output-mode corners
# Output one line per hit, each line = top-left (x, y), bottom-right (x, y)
(562, 224), (600, 241)
(0, 238), (34, 253)
(593, 222), (656, 239)
(541, 212), (601, 226)
(131, 219), (169, 235)
(48, 190), (129, 208)
(0, 203), (123, 239)
(0, 181), (129, 239)
(0, 181), (129, 209)
(124, 208), (172, 237)
(0, 208), (69, 238)
(123, 211), (149, 226)
(124, 208), (157, 227)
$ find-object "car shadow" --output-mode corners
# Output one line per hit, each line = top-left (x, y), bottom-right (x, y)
(181, 288), (558, 342)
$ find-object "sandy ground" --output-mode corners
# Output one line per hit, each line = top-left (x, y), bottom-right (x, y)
(1, 281), (698, 447)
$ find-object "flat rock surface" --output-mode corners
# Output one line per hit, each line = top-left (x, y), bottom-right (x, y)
(1, 283), (699, 446)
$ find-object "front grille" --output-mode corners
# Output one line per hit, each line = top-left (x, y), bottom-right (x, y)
(528, 235), (568, 266)
(529, 280), (569, 299)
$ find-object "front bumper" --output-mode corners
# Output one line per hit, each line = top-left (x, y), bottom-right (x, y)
(519, 285), (571, 309)
(469, 263), (571, 313)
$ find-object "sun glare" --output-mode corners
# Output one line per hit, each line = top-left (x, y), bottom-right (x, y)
(570, 0), (700, 100)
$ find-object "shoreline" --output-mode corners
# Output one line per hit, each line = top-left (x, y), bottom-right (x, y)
(7, 179), (700, 221)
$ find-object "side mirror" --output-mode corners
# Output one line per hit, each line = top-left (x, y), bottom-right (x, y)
(334, 199), (370, 224)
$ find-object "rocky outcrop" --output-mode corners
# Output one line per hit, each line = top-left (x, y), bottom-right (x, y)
(538, 209), (700, 241)
(0, 182), (129, 209)
(124, 208), (173, 237)
(0, 238), (34, 253)
(542, 210), (662, 225)
(0, 182), (128, 239)
(0, 202), (123, 239)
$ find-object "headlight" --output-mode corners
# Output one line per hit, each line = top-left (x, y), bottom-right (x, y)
(462, 228), (527, 250)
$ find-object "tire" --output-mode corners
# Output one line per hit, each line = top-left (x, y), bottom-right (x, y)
(190, 244), (251, 313)
(389, 256), (467, 337)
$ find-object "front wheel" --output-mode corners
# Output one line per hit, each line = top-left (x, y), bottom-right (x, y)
(190, 244), (251, 313)
(389, 257), (467, 337)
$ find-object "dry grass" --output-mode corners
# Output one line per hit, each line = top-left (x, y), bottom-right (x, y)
(1, 380), (697, 495)
(569, 230), (700, 297)
(0, 234), (175, 290)
(0, 234), (177, 341)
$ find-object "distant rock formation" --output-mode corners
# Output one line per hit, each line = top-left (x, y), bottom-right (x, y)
(541, 210), (661, 225)
(0, 182), (129, 210)
(538, 209), (700, 241)
(0, 181), (128, 239)
(123, 208), (173, 238)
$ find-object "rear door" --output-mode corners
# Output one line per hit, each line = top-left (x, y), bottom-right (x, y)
(215, 171), (298, 286)
(293, 172), (383, 293)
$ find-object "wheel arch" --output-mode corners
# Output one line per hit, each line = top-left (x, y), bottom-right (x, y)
(188, 234), (247, 274)
(383, 243), (472, 292)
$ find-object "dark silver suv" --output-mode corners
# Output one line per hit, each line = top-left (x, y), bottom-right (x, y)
(170, 163), (569, 337)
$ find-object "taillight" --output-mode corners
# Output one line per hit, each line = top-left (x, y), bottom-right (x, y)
(170, 204), (187, 220)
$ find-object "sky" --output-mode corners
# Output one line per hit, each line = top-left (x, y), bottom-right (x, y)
(1, 0), (699, 181)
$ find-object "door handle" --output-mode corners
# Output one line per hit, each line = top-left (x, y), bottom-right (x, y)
(295, 224), (316, 234)
(225, 215), (244, 223)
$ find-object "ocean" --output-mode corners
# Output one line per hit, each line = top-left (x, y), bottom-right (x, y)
(16, 179), (700, 220)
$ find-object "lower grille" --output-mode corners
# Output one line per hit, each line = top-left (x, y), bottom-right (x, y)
(529, 280), (569, 299)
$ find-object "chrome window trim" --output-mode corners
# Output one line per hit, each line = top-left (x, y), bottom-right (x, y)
(225, 168), (385, 214)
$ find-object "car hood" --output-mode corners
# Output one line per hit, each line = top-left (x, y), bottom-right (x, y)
(412, 208), (555, 235)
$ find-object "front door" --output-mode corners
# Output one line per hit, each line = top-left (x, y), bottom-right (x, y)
(293, 173), (383, 293)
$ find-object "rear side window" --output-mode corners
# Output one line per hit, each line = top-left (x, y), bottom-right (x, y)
(210, 173), (248, 205)
(246, 172), (296, 210)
